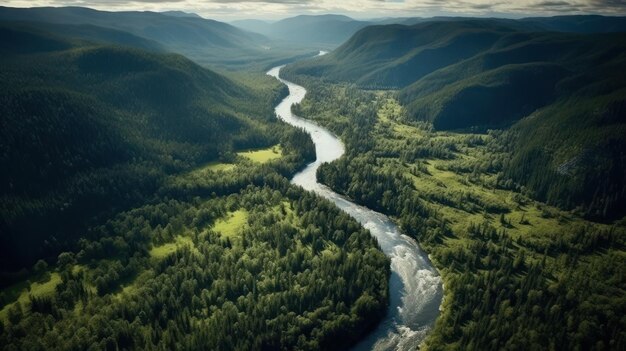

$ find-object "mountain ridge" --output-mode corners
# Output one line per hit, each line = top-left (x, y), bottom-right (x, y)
(0, 24), (285, 270)
(283, 16), (626, 219)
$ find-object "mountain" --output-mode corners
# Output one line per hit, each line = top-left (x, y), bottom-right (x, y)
(398, 31), (626, 128)
(230, 19), (273, 34)
(161, 10), (202, 19)
(284, 21), (516, 88)
(377, 15), (626, 33)
(232, 14), (372, 46)
(520, 15), (626, 33)
(0, 24), (285, 271)
(284, 17), (626, 219)
(1, 21), (164, 52)
(0, 21), (390, 351)
(0, 6), (274, 66)
(285, 19), (626, 127)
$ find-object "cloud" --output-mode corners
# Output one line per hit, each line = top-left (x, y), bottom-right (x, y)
(537, 1), (573, 6)
(2, 0), (626, 20)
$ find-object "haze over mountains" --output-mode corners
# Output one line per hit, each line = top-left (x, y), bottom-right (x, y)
(0, 6), (319, 68)
(232, 15), (371, 46)
(232, 14), (626, 46)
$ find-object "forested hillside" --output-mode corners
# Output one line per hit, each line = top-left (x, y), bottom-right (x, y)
(0, 6), (316, 68)
(288, 77), (626, 350)
(0, 24), (283, 272)
(0, 22), (391, 350)
(283, 18), (626, 220)
(0, 6), (265, 50)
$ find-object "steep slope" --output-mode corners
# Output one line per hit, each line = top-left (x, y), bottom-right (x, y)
(0, 25), (285, 272)
(0, 6), (272, 66)
(0, 21), (164, 52)
(284, 20), (515, 87)
(0, 25), (391, 351)
(285, 17), (626, 219)
(505, 93), (626, 219)
(399, 32), (626, 128)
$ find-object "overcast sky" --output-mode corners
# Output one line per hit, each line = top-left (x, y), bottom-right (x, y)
(3, 0), (626, 21)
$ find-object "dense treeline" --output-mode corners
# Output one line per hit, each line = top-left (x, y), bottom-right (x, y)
(1, 183), (389, 350)
(284, 19), (626, 220)
(291, 78), (626, 350)
(0, 25), (288, 273)
(0, 24), (391, 350)
(499, 97), (626, 221)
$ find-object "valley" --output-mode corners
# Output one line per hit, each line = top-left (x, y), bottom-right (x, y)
(268, 65), (442, 350)
(0, 5), (625, 351)
(288, 79), (625, 349)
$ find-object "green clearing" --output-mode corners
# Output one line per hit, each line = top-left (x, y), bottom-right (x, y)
(115, 270), (155, 298)
(213, 209), (249, 239)
(149, 236), (197, 259)
(0, 272), (61, 321)
(237, 145), (282, 163)
(295, 83), (625, 349)
(200, 162), (236, 173)
(375, 97), (599, 240)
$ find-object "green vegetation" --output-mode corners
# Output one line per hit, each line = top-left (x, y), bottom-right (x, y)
(0, 22), (390, 350)
(284, 18), (626, 220)
(0, 273), (61, 321)
(291, 78), (626, 350)
(149, 236), (196, 260)
(199, 162), (237, 173)
(0, 7), (318, 69)
(3, 9), (626, 350)
(237, 145), (283, 163)
(0, 182), (389, 350)
(213, 210), (249, 239)
(0, 24), (292, 272)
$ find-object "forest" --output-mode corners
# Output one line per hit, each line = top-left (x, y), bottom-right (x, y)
(289, 77), (626, 350)
(284, 19), (626, 221)
(0, 23), (390, 350)
(2, 7), (626, 351)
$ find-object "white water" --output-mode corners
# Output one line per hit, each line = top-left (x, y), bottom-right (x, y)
(267, 60), (443, 351)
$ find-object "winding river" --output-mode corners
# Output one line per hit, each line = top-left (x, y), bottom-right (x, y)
(267, 59), (443, 350)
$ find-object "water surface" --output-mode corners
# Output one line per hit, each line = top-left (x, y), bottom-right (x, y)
(267, 63), (443, 351)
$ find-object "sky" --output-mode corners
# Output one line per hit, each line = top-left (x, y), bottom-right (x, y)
(2, 0), (626, 21)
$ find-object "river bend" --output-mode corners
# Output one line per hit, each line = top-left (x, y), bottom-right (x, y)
(267, 63), (443, 351)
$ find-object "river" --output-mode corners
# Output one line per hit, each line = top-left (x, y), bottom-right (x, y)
(267, 60), (443, 351)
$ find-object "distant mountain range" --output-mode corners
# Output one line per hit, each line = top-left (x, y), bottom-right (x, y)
(161, 10), (202, 19)
(0, 6), (318, 68)
(286, 17), (626, 128)
(284, 15), (626, 219)
(0, 6), (264, 48)
(232, 14), (372, 46)
(232, 14), (626, 46)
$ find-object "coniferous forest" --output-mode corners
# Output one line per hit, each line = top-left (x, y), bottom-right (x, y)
(1, 4), (626, 351)
(0, 20), (389, 351)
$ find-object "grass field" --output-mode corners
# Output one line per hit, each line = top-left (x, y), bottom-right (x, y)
(150, 236), (197, 259)
(0, 272), (61, 321)
(237, 145), (282, 163)
(369, 96), (615, 263)
(213, 210), (249, 240)
(202, 162), (237, 172)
